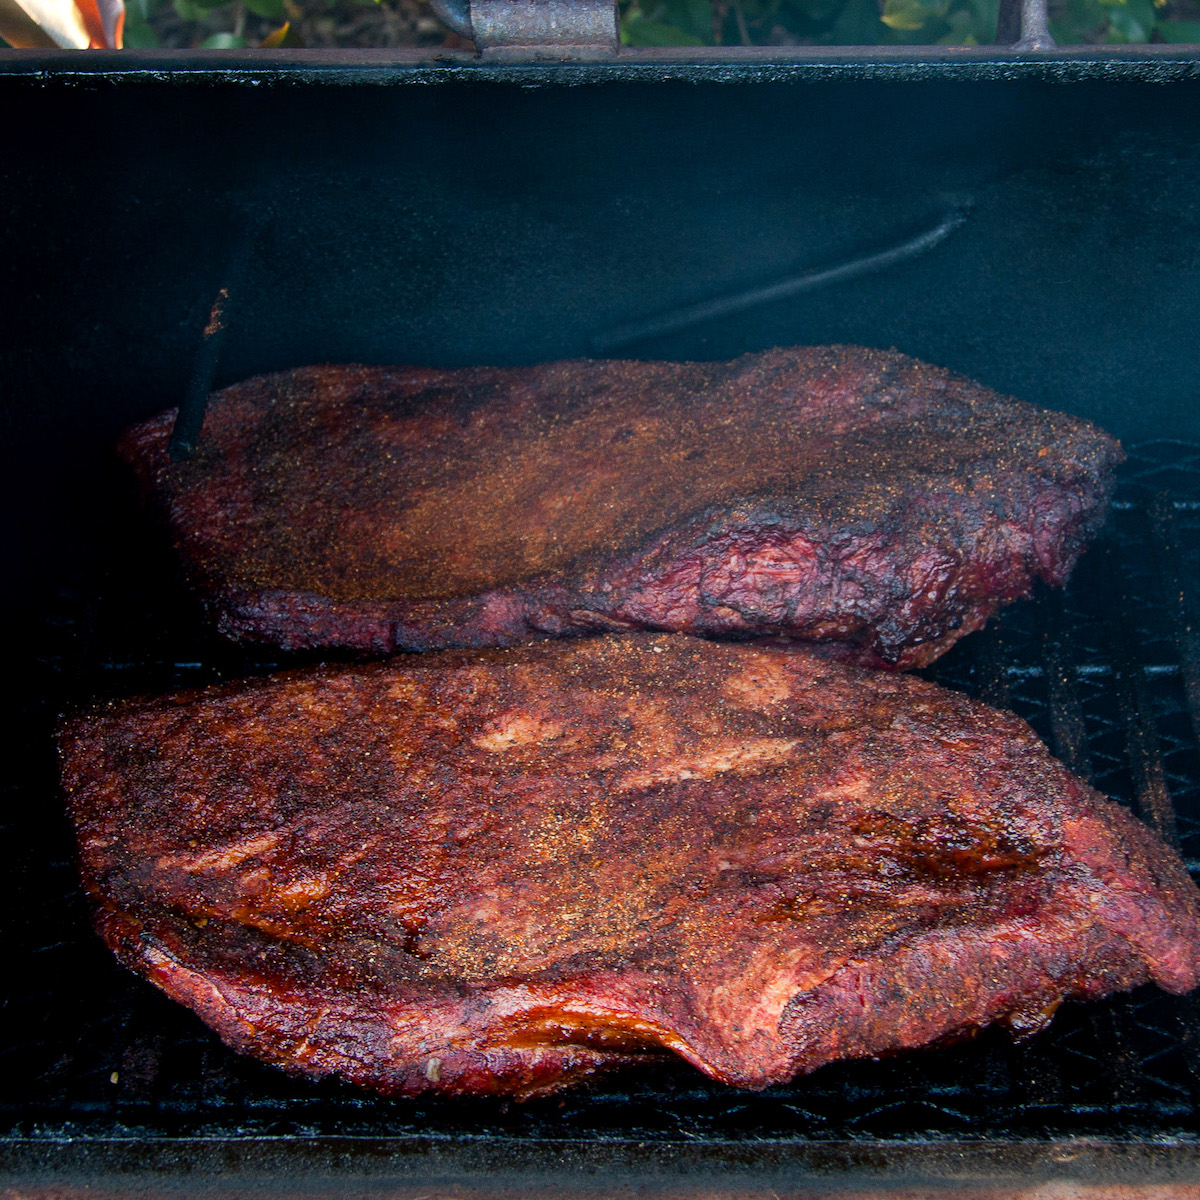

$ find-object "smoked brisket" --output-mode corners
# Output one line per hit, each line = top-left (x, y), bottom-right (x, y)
(119, 346), (1123, 668)
(60, 635), (1200, 1098)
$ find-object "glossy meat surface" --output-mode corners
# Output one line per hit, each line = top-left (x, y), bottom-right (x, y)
(61, 635), (1200, 1098)
(119, 346), (1122, 667)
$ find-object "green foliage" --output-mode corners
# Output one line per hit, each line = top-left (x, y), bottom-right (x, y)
(619, 0), (1000, 45)
(174, 0), (228, 20)
(121, 0), (160, 44)
(1047, 0), (1173, 44)
(128, 0), (296, 46)
(114, 0), (1200, 52)
(122, 17), (160, 42)
(1157, 17), (1200, 36)
(877, 0), (996, 40)
(244, 0), (286, 21)
(1105, 0), (1158, 43)
(619, 0), (1200, 46)
(622, 0), (711, 43)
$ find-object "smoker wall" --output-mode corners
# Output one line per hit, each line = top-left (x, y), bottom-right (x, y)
(4, 60), (1200, 585)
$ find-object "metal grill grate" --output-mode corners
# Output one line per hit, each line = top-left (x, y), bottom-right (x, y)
(4, 440), (1200, 1147)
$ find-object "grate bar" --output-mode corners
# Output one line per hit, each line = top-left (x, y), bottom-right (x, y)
(9, 441), (1200, 1144)
(116, 1031), (166, 1107)
(1112, 498), (1200, 511)
(1035, 586), (1093, 783)
(1087, 999), (1146, 1108)
(1010, 1037), (1064, 1108)
(1147, 490), (1200, 753)
(1095, 537), (1181, 848)
(968, 623), (1012, 710)
(1009, 664), (1183, 679)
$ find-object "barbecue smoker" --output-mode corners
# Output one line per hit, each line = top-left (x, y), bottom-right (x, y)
(5, 5), (1200, 1193)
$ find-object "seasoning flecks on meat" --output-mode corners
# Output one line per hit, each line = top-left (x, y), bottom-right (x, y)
(118, 346), (1123, 668)
(60, 635), (1200, 1098)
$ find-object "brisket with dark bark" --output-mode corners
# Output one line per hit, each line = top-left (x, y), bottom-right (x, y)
(60, 634), (1200, 1099)
(119, 346), (1123, 668)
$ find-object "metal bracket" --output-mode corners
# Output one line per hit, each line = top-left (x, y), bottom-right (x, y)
(996, 0), (1055, 48)
(429, 0), (618, 52)
(1015, 0), (1055, 49)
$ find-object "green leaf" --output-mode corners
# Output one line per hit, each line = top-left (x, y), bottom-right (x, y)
(174, 0), (228, 16)
(659, 0), (712, 38)
(124, 0), (160, 21)
(936, 5), (983, 42)
(768, 0), (844, 33)
(1107, 0), (1154, 40)
(122, 18), (159, 44)
(881, 0), (930, 29)
(200, 29), (247, 44)
(1155, 17), (1200, 39)
(1049, 0), (1107, 44)
(828, 0), (887, 42)
(621, 17), (704, 43)
(962, 0), (1000, 41)
(243, 0), (285, 19)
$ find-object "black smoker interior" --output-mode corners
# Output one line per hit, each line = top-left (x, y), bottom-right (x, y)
(4, 52), (1200, 1193)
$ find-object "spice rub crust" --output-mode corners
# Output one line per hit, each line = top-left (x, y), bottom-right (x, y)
(119, 346), (1123, 667)
(60, 634), (1200, 1098)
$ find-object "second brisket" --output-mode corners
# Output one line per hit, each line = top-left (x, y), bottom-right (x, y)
(120, 345), (1122, 667)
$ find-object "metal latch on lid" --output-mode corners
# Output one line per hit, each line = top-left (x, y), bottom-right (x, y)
(429, 0), (619, 53)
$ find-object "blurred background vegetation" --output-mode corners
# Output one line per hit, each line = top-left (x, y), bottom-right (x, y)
(623, 0), (1200, 45)
(19, 0), (1200, 51)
